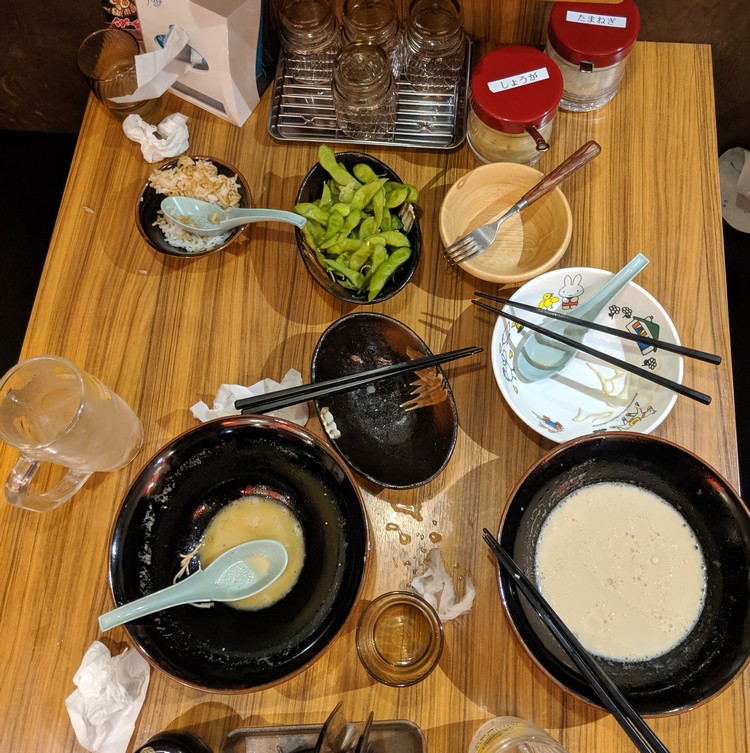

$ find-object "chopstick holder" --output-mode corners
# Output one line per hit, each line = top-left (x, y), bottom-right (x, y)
(471, 299), (712, 405)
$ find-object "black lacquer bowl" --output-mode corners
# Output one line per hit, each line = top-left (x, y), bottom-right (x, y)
(135, 155), (251, 257)
(496, 432), (750, 715)
(310, 313), (459, 488)
(294, 151), (421, 304)
(108, 416), (369, 692)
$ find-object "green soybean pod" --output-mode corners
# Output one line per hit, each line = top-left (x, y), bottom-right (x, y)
(318, 144), (362, 187)
(367, 246), (412, 301)
(353, 162), (380, 184)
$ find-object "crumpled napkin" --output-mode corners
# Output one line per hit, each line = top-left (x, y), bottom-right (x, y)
(719, 147), (750, 233)
(190, 368), (309, 426)
(123, 112), (189, 162)
(411, 547), (476, 621)
(65, 641), (150, 753)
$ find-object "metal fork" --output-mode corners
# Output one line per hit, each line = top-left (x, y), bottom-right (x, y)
(443, 140), (601, 264)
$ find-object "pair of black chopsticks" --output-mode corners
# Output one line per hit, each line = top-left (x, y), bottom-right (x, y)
(482, 529), (672, 753)
(233, 345), (483, 415)
(472, 292), (721, 405)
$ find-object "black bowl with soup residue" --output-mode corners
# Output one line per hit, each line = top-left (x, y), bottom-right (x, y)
(310, 312), (460, 488)
(496, 432), (750, 715)
(107, 415), (369, 692)
(135, 155), (251, 257)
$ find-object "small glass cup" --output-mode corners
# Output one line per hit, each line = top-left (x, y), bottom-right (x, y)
(342, 0), (402, 77)
(0, 355), (143, 512)
(333, 41), (398, 139)
(356, 590), (443, 686)
(468, 717), (571, 753)
(401, 0), (465, 91)
(76, 28), (157, 119)
(279, 0), (342, 84)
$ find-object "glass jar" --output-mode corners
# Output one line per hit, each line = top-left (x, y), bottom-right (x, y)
(545, 0), (640, 112)
(343, 0), (402, 77)
(333, 41), (398, 139)
(279, 0), (341, 84)
(401, 0), (466, 92)
(467, 46), (563, 166)
(468, 717), (570, 753)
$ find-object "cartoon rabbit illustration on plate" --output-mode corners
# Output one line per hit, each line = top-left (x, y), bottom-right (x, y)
(559, 273), (584, 309)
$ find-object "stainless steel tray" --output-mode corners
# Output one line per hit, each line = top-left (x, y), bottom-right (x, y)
(221, 720), (425, 753)
(267, 41), (471, 150)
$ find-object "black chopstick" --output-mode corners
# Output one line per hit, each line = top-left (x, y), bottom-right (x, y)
(234, 345), (483, 414)
(482, 529), (671, 753)
(472, 299), (711, 405)
(474, 291), (721, 365)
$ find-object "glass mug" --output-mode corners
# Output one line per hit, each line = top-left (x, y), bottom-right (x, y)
(0, 356), (143, 512)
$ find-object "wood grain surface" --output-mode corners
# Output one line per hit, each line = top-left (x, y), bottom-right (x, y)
(0, 42), (745, 753)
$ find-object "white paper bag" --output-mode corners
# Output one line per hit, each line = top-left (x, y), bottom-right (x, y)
(138, 0), (276, 126)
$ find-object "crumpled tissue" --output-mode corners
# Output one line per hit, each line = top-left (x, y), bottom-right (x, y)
(65, 641), (150, 753)
(411, 547), (476, 621)
(110, 26), (194, 104)
(123, 112), (189, 162)
(719, 147), (750, 233)
(190, 368), (309, 426)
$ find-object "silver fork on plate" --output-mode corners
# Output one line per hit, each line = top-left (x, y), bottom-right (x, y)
(443, 140), (601, 264)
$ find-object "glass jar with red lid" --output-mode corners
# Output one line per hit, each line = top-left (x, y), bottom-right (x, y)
(467, 46), (564, 166)
(545, 0), (640, 112)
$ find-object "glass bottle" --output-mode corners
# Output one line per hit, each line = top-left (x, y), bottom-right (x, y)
(545, 0), (640, 112)
(279, 0), (341, 84)
(468, 717), (571, 753)
(401, 0), (466, 92)
(333, 41), (398, 139)
(342, 0), (402, 77)
(467, 46), (563, 166)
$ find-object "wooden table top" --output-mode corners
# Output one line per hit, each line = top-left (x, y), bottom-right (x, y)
(1, 41), (746, 753)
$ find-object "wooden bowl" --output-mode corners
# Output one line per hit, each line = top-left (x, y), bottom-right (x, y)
(439, 163), (572, 283)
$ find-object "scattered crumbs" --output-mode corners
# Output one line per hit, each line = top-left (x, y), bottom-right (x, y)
(82, 205), (95, 214)
(138, 268), (148, 275)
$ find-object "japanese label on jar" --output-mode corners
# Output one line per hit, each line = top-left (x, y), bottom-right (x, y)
(565, 10), (627, 28)
(488, 67), (549, 93)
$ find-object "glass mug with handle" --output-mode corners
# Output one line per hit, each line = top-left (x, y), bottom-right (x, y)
(0, 356), (143, 512)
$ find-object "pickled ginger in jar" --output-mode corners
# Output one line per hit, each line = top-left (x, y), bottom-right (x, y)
(467, 46), (563, 166)
(544, 0), (640, 112)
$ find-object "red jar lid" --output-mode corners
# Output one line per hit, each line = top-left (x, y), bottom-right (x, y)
(470, 46), (563, 134)
(548, 0), (640, 68)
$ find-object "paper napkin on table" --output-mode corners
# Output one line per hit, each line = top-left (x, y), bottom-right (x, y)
(65, 640), (150, 753)
(122, 112), (189, 162)
(411, 547), (476, 621)
(190, 368), (309, 426)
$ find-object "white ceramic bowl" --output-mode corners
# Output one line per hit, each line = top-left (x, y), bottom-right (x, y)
(490, 266), (683, 442)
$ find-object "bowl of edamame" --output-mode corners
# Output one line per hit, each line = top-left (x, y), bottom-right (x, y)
(294, 146), (422, 305)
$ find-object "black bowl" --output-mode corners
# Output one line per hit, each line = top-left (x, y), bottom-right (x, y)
(294, 151), (421, 304)
(135, 155), (251, 257)
(497, 432), (750, 715)
(310, 313), (459, 488)
(108, 415), (369, 692)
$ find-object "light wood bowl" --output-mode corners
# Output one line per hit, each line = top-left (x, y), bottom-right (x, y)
(439, 162), (573, 283)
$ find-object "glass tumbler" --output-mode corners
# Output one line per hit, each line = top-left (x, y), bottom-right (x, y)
(468, 717), (571, 753)
(401, 0), (465, 91)
(332, 41), (398, 139)
(279, 0), (342, 84)
(342, 0), (402, 77)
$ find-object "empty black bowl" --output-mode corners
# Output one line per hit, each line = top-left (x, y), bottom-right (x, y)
(108, 415), (369, 691)
(294, 151), (421, 304)
(310, 313), (459, 488)
(496, 432), (750, 715)
(135, 155), (251, 257)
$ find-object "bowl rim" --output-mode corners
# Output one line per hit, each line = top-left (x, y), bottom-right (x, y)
(107, 413), (371, 693)
(294, 150), (421, 304)
(495, 431), (750, 716)
(439, 161), (572, 283)
(135, 154), (251, 258)
(490, 265), (682, 443)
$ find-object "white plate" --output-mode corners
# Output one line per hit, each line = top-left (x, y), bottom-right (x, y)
(490, 267), (683, 443)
